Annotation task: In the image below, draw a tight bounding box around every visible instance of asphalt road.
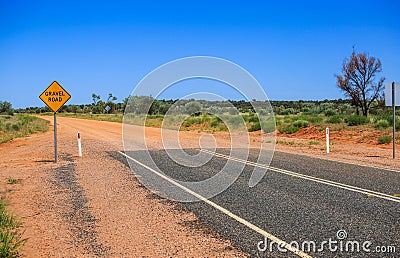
[115,149,400,257]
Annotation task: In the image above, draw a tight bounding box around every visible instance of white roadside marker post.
[326,127,330,154]
[77,132,82,157]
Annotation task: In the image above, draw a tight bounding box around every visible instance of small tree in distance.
[185,101,202,115]
[0,101,13,115]
[92,93,100,105]
[106,93,118,113]
[336,50,385,116]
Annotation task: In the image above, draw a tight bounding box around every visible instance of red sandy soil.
[280,125,393,146]
[276,125,400,170]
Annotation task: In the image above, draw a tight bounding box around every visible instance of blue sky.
[0,0,399,108]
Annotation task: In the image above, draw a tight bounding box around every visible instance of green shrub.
[222,115,244,129]
[327,115,342,124]
[375,119,389,129]
[11,124,19,131]
[285,126,300,134]
[293,120,309,128]
[397,120,400,132]
[248,115,259,123]
[228,107,239,115]
[6,178,19,184]
[345,115,369,126]
[324,109,337,116]
[19,115,35,125]
[218,124,228,131]
[305,116,323,124]
[292,115,322,124]
[182,117,202,127]
[280,108,296,115]
[0,199,25,257]
[147,114,163,119]
[185,101,202,115]
[374,114,392,125]
[210,118,220,127]
[248,122,261,132]
[241,114,250,122]
[378,135,392,144]
[278,125,300,134]
[261,120,276,133]
[201,114,211,124]
[277,140,295,145]
[376,115,400,130]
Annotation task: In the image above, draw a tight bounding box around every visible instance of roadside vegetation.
[0,101,49,144]
[40,112,124,123]
[0,115,49,144]
[12,95,397,147]
[30,97,397,145]
[0,198,25,257]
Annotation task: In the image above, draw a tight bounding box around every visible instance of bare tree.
[336,51,385,116]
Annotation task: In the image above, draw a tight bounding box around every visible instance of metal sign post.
[385,81,400,159]
[54,112,58,163]
[39,81,71,163]
[393,82,396,159]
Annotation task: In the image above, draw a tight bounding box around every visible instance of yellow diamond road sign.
[39,81,71,112]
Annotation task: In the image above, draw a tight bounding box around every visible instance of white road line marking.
[308,156,400,174]
[200,149,400,204]
[362,165,400,173]
[118,151,312,258]
[275,150,400,174]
